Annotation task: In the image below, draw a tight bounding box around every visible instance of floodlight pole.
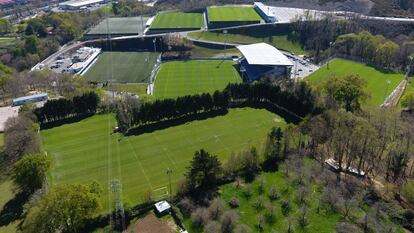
[166,168,172,197]
[153,38,157,53]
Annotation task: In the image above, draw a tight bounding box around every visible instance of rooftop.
[60,0,105,7]
[154,201,171,213]
[13,93,48,103]
[237,43,293,66]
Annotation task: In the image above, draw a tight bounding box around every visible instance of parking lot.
[283,53,320,79]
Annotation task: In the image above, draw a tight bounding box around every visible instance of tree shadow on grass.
[40,113,94,130]
[0,192,30,227]
[126,109,228,136]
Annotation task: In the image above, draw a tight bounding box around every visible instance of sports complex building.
[236,43,293,81]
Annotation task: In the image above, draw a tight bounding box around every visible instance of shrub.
[265,202,276,223]
[297,205,309,227]
[209,198,225,220]
[256,175,267,194]
[234,224,252,233]
[178,197,195,216]
[281,200,291,216]
[171,205,184,224]
[229,197,240,208]
[204,220,222,233]
[268,185,279,201]
[253,195,265,210]
[256,214,265,232]
[191,207,210,227]
[220,210,239,233]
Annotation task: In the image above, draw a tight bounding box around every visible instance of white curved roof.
[236,43,293,66]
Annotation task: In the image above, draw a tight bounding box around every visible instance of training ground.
[83,52,159,83]
[85,17,148,39]
[150,11,204,30]
[42,108,286,209]
[153,60,242,99]
[207,6,262,28]
[306,58,404,106]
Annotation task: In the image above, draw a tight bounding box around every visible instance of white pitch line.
[152,134,178,169]
[125,138,153,189]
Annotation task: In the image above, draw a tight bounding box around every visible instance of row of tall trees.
[334,31,401,69]
[116,82,319,133]
[34,92,99,123]
[116,91,229,132]
[225,82,319,118]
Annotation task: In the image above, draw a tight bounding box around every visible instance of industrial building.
[236,43,293,81]
[12,93,48,106]
[59,0,109,10]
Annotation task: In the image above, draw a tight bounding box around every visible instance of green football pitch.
[153,60,242,99]
[306,58,404,106]
[207,6,262,22]
[41,108,286,210]
[86,17,148,35]
[150,11,204,29]
[83,52,159,83]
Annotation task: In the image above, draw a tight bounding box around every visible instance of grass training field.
[154,60,242,99]
[86,17,148,35]
[306,59,404,106]
[83,52,159,83]
[189,30,305,55]
[41,108,286,209]
[150,11,204,29]
[207,6,262,22]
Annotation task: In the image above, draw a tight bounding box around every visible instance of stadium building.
[59,0,109,10]
[236,43,293,81]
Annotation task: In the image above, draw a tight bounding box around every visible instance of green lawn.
[87,17,148,35]
[189,30,305,55]
[83,52,159,83]
[42,108,286,210]
[207,6,262,22]
[150,11,204,29]
[306,59,404,106]
[154,60,242,99]
[0,133,4,149]
[108,84,148,96]
[191,45,241,58]
[185,169,343,233]
[0,179,18,233]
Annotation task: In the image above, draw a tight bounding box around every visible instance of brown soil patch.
[134,213,172,233]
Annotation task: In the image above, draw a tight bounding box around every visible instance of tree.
[24,35,39,54]
[204,221,222,233]
[401,91,414,109]
[13,154,51,193]
[4,116,40,161]
[209,198,225,220]
[234,224,252,233]
[220,210,239,233]
[191,207,210,227]
[0,18,12,35]
[185,149,222,195]
[324,74,368,112]
[21,182,101,233]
